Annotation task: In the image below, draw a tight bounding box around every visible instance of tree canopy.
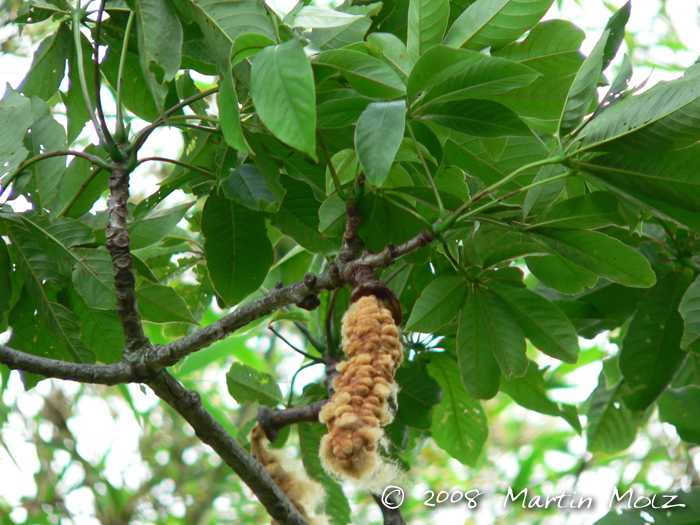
[1,0,700,523]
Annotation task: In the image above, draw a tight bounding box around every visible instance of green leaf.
[444,0,554,51]
[317,94,372,129]
[559,29,609,136]
[407,0,449,62]
[577,145,700,233]
[500,360,581,432]
[226,361,282,406]
[52,146,110,218]
[490,20,585,133]
[522,152,566,218]
[324,149,359,195]
[221,164,277,212]
[580,64,700,155]
[23,97,67,210]
[218,67,250,154]
[297,423,352,525]
[419,99,530,137]
[619,271,691,412]
[63,289,124,364]
[230,33,276,66]
[0,87,33,179]
[202,191,273,306]
[481,242,548,269]
[0,238,12,321]
[293,6,363,28]
[526,253,598,295]
[395,360,442,429]
[251,39,316,159]
[102,46,159,122]
[136,283,198,324]
[420,54,541,107]
[18,23,70,101]
[71,248,116,310]
[531,228,656,288]
[310,3,380,51]
[273,178,339,254]
[601,1,631,71]
[406,275,468,332]
[658,386,700,445]
[476,286,528,379]
[314,49,407,99]
[586,374,641,454]
[457,291,502,399]
[366,32,413,78]
[130,202,194,250]
[132,0,182,114]
[595,487,700,525]
[355,101,406,187]
[680,275,700,350]
[488,280,580,363]
[319,193,348,239]
[188,0,278,48]
[406,45,483,102]
[428,352,488,467]
[529,192,622,230]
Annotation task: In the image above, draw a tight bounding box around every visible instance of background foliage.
[1,0,700,523]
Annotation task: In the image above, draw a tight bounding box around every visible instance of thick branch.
[148,228,434,369]
[104,166,150,354]
[146,371,310,525]
[0,345,133,385]
[257,401,328,443]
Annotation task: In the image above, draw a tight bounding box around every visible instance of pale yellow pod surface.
[319,295,403,487]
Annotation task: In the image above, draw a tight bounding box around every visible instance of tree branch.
[105,165,150,355]
[146,370,311,525]
[0,344,133,384]
[257,401,328,443]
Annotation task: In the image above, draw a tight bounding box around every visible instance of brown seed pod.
[249,423,327,525]
[318,293,403,487]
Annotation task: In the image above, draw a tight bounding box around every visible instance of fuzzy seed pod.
[318,295,403,487]
[249,423,327,525]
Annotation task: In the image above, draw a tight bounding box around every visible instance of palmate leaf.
[355,101,406,187]
[0,88,33,180]
[457,290,502,399]
[406,45,485,102]
[18,22,70,101]
[420,54,540,107]
[309,4,377,51]
[586,373,642,454]
[428,352,488,467]
[395,361,442,429]
[658,386,700,445]
[101,46,160,122]
[314,49,407,99]
[530,228,656,288]
[226,361,282,406]
[619,271,691,412]
[221,164,277,212]
[577,145,700,233]
[490,20,585,133]
[366,32,413,79]
[52,146,110,218]
[528,192,623,230]
[136,283,198,325]
[407,0,449,63]
[272,177,338,254]
[558,29,609,137]
[443,0,554,51]
[201,190,273,306]
[579,63,700,155]
[218,66,250,154]
[488,280,580,363]
[526,253,598,295]
[251,39,317,159]
[129,0,183,114]
[419,99,531,138]
[406,275,468,332]
[680,275,700,350]
[0,238,11,321]
[500,360,581,432]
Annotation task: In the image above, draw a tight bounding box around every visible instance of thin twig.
[319,132,346,200]
[268,325,324,363]
[115,11,134,137]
